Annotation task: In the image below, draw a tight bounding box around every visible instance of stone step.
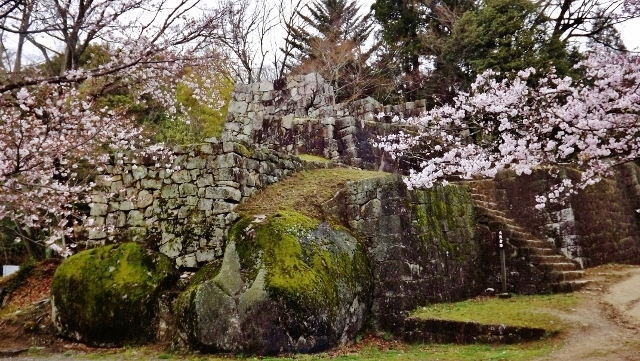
[514,239,550,248]
[530,254,570,264]
[474,201,503,213]
[469,183,587,292]
[552,280,591,293]
[547,270,585,282]
[504,229,536,241]
[539,262,581,272]
[520,247,557,256]
[504,223,526,232]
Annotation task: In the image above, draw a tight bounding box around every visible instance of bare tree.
[538,0,639,50]
[215,0,276,83]
[0,0,225,80]
[213,0,306,83]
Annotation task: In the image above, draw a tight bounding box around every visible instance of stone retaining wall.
[323,176,485,331]
[493,166,640,267]
[223,73,423,171]
[87,74,428,267]
[87,139,328,267]
[400,318,547,344]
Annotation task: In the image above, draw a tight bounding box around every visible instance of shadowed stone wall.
[324,175,485,331]
[493,166,640,267]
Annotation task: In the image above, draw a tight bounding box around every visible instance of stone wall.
[87,139,328,267]
[493,166,640,267]
[223,73,423,171]
[323,176,485,331]
[87,74,427,267]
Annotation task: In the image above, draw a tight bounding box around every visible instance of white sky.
[10,0,640,68]
[618,17,640,51]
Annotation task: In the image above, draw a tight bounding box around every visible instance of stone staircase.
[464,181,590,293]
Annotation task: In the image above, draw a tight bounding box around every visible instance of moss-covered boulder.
[175,211,371,355]
[51,243,175,347]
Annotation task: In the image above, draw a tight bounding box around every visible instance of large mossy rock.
[51,243,175,347]
[175,211,371,355]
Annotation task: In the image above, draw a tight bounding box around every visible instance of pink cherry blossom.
[377,48,640,206]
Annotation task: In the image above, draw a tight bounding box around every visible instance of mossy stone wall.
[328,175,484,331]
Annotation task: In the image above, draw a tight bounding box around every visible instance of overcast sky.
[11,0,640,69]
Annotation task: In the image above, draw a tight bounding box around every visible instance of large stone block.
[205,186,242,202]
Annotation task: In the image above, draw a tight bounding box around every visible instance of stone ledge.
[398,317,548,344]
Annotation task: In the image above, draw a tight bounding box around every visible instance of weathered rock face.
[51,243,175,347]
[175,211,370,354]
[224,73,422,171]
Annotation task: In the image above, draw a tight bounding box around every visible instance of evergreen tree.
[285,0,379,102]
[371,0,476,103]
[452,0,579,79]
[287,0,374,60]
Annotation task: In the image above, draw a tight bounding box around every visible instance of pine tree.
[285,0,379,102]
[371,0,476,103]
[287,0,374,60]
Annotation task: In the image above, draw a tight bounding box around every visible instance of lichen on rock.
[51,242,175,347]
[175,210,371,355]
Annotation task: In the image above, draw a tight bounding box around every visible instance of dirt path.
[534,266,640,361]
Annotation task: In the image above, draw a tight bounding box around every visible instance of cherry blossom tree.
[376,48,640,206]
[0,0,229,255]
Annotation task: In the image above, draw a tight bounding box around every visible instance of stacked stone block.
[88,139,326,267]
[222,73,425,172]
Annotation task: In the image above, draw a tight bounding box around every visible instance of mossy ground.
[237,168,385,223]
[297,154,332,163]
[410,294,578,332]
[53,338,557,360]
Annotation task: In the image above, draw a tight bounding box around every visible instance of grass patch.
[185,342,555,361]
[298,154,332,163]
[59,340,557,361]
[410,294,578,332]
[237,168,386,222]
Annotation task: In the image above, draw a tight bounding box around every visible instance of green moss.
[229,210,369,315]
[51,243,175,346]
[237,168,386,224]
[410,293,577,332]
[235,143,253,158]
[409,185,475,260]
[186,260,223,290]
[298,154,332,163]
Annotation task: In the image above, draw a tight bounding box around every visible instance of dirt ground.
[4,263,640,360]
[533,265,640,361]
